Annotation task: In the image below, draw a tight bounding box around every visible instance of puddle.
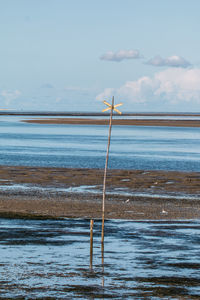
[0,218,200,298]
[0,183,199,201]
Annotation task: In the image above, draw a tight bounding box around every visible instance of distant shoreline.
[23,118,200,127]
[1,111,200,116]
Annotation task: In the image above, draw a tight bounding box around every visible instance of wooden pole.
[90,219,94,269]
[101,96,114,249]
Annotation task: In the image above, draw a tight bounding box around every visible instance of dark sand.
[0,166,200,220]
[24,118,200,127]
[2,111,200,116]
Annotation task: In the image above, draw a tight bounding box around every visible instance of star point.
[102,100,123,115]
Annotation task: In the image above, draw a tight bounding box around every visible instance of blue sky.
[1,0,200,112]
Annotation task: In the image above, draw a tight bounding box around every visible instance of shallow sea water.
[1,115,200,171]
[0,218,200,299]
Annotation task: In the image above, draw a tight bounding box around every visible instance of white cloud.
[146,55,191,68]
[100,50,143,62]
[96,88,115,101]
[1,90,21,105]
[96,68,200,104]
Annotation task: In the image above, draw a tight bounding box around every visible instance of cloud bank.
[96,68,200,105]
[1,90,21,105]
[146,55,191,68]
[100,50,143,62]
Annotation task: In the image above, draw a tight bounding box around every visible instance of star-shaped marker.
[102,101,123,115]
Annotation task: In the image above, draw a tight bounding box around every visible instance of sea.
[0,113,200,299]
[1,114,200,171]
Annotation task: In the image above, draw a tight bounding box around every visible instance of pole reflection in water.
[101,243,105,288]
[90,219,94,270]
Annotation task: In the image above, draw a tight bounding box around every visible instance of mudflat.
[0,165,199,220]
[23,118,200,127]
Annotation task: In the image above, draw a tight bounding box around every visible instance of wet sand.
[0,166,200,220]
[24,118,200,127]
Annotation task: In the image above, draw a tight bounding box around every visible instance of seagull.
[125,199,130,204]
[161,209,168,215]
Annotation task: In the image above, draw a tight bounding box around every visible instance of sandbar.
[0,166,199,220]
[23,118,200,127]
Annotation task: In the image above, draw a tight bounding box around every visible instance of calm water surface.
[0,115,200,171]
[0,218,200,299]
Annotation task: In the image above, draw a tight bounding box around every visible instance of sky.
[1,0,200,112]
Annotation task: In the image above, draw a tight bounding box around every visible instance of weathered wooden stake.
[90,219,94,269]
[101,237,105,287]
[101,96,114,248]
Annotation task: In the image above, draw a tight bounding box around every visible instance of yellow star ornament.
[102,101,123,115]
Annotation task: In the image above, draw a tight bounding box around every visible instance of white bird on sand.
[161,209,168,215]
[125,199,130,203]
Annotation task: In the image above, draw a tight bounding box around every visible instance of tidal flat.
[0,166,199,220]
[24,117,200,127]
[1,114,200,298]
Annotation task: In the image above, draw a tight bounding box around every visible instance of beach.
[0,114,200,220]
[24,117,200,127]
[0,165,199,220]
[1,115,200,299]
[2,2,200,297]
